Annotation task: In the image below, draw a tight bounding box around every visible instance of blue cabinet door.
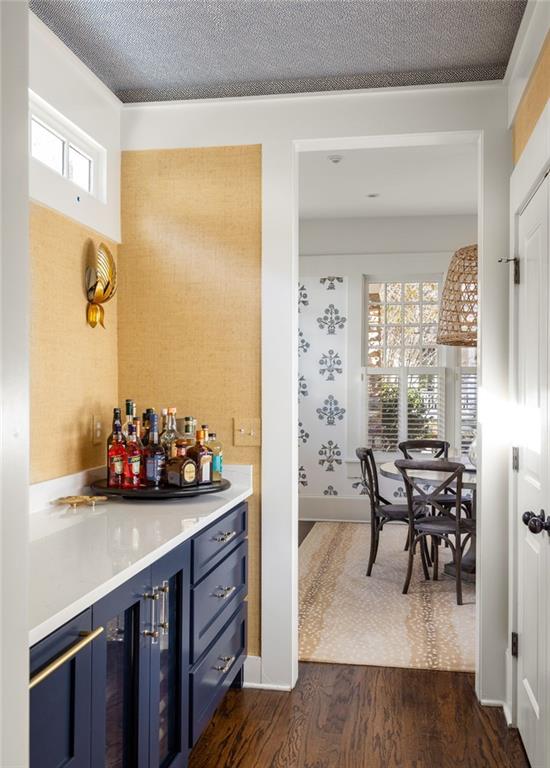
[91,569,152,768]
[30,610,95,768]
[149,541,190,768]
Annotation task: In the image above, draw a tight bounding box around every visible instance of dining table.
[379,460,477,581]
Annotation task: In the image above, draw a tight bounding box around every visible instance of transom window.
[29,92,105,200]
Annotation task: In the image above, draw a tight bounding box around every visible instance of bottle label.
[146,455,165,483]
[110,456,124,477]
[212,455,222,475]
[183,462,196,483]
[200,456,212,483]
[127,455,141,476]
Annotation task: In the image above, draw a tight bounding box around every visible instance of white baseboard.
[242,656,292,691]
[502,702,513,726]
[299,495,370,522]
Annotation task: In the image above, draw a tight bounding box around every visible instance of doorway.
[296,136,480,677]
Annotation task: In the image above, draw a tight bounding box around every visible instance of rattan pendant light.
[437,244,478,347]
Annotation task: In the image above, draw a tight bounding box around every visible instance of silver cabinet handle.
[158,581,169,634]
[212,531,237,544]
[212,585,237,600]
[29,626,104,690]
[143,590,160,642]
[213,655,235,674]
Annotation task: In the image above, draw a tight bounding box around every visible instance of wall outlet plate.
[233,417,261,447]
[91,415,103,446]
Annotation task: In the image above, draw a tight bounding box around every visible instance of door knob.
[523,509,550,536]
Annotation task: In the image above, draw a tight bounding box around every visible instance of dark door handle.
[522,510,550,536]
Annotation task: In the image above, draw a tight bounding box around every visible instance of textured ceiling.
[30,0,527,103]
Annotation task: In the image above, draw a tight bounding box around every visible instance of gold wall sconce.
[85,241,117,328]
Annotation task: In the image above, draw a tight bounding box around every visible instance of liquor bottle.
[160,408,169,436]
[144,413,165,488]
[123,424,142,488]
[180,416,197,446]
[166,444,198,488]
[160,407,182,460]
[108,423,126,488]
[107,407,125,480]
[187,429,213,485]
[206,432,223,481]
[142,408,155,447]
[122,399,135,439]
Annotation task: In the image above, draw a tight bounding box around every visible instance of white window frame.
[29,91,106,201]
[362,273,475,459]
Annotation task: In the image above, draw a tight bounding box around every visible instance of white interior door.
[516,175,550,768]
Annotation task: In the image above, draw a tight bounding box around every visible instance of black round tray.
[90,477,231,501]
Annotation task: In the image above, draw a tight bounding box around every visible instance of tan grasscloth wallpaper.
[513,32,550,164]
[118,145,262,655]
[30,145,262,654]
[30,202,119,483]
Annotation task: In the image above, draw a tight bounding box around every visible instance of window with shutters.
[364,277,477,455]
[364,278,446,452]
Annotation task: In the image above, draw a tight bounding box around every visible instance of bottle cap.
[201,423,208,429]
[169,407,177,414]
[125,399,134,414]
[150,413,159,430]
[113,407,121,417]
[196,429,205,441]
[161,407,168,416]
[210,432,217,439]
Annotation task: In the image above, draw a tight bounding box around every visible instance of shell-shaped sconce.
[85,242,117,328]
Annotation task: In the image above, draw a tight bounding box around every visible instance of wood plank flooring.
[189,663,530,768]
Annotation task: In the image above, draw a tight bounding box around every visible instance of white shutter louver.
[367,373,400,451]
[460,371,477,453]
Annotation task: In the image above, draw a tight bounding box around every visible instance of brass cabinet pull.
[212,531,236,544]
[29,626,104,690]
[212,585,237,600]
[213,655,235,674]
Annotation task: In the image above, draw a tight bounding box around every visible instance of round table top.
[379,460,477,490]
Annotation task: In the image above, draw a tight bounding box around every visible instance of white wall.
[122,82,510,701]
[29,13,121,241]
[300,214,477,255]
[1,3,29,765]
[299,248,458,522]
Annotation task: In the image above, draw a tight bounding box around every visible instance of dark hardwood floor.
[189,662,530,768]
[299,521,315,546]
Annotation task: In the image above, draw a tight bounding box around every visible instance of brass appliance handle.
[29,626,104,690]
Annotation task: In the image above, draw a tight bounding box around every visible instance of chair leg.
[455,538,463,606]
[404,527,410,552]
[366,517,378,577]
[420,537,431,580]
[433,537,439,581]
[403,535,415,594]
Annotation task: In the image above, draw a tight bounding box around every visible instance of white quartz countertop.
[29,465,253,646]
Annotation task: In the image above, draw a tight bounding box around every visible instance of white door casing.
[516,175,549,768]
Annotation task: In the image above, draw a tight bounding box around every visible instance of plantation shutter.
[407,371,445,441]
[460,370,477,453]
[366,373,400,451]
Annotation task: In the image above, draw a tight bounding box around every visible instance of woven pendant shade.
[437,244,478,347]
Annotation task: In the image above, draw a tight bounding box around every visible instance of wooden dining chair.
[356,447,419,576]
[395,458,476,605]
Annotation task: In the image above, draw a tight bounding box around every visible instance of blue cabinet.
[30,502,248,768]
[30,610,95,768]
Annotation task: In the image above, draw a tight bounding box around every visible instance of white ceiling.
[299,144,478,219]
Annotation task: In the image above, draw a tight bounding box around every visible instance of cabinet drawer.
[30,610,93,768]
[192,502,247,583]
[191,540,247,663]
[190,602,247,747]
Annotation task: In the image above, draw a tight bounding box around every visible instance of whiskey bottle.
[187,429,213,485]
[144,413,165,488]
[206,432,223,481]
[108,423,126,488]
[123,424,142,488]
[160,407,182,460]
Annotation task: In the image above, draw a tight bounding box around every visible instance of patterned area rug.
[299,522,475,672]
